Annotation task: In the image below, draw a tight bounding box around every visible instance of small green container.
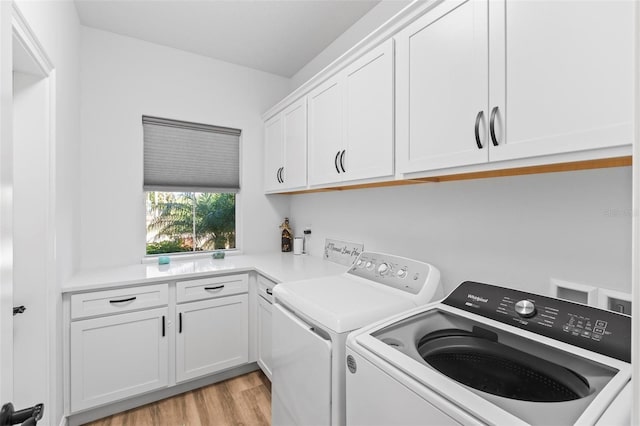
[158,256,170,265]
[212,251,225,260]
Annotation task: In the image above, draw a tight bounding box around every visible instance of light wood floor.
[83,371,271,426]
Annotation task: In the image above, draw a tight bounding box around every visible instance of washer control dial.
[515,300,536,318]
[365,261,374,270]
[396,268,408,279]
[377,263,390,276]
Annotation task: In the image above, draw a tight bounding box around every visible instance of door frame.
[0,0,56,417]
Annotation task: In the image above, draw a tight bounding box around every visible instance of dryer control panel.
[443,281,631,363]
[348,252,434,296]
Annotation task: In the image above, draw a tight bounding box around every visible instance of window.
[146,192,236,254]
[142,116,240,255]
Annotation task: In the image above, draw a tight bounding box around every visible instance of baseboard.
[66,363,259,426]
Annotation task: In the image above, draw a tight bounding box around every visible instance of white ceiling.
[74,0,381,78]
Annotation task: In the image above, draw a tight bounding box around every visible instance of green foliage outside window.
[146,192,236,255]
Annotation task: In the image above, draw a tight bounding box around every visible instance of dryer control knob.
[515,300,536,318]
[377,263,390,276]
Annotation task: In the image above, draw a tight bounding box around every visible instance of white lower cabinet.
[67,274,251,414]
[70,307,169,412]
[257,295,273,379]
[176,294,249,383]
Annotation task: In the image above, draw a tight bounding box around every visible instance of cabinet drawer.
[176,274,248,303]
[71,283,169,320]
[258,275,276,304]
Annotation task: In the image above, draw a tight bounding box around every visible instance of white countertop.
[63,252,349,293]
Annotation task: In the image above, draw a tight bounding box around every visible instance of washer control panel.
[443,281,631,363]
[348,252,432,295]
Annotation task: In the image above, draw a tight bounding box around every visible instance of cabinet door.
[264,114,284,192]
[257,296,272,380]
[176,294,248,383]
[396,0,489,173]
[70,307,169,412]
[342,39,394,182]
[488,0,634,161]
[282,98,308,189]
[308,77,344,186]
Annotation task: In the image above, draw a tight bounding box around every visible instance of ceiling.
[74,0,381,78]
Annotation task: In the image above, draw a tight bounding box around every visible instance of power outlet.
[598,288,632,316]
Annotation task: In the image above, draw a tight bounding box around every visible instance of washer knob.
[515,300,536,318]
[377,263,390,276]
[365,261,374,270]
[397,268,408,278]
[356,259,364,267]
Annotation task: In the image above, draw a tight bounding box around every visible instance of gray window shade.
[143,115,241,192]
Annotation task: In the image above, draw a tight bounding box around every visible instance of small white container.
[293,237,303,255]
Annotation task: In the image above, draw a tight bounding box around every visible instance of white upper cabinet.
[309,39,394,186]
[264,114,283,192]
[488,0,634,162]
[308,78,344,186]
[264,97,307,192]
[343,39,395,182]
[396,0,489,173]
[397,0,634,175]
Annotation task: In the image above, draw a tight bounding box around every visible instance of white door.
[272,304,331,426]
[257,296,272,379]
[396,0,489,173]
[176,294,248,383]
[282,98,307,189]
[488,0,634,161]
[264,114,283,192]
[308,77,344,186]
[342,39,395,182]
[70,307,169,411]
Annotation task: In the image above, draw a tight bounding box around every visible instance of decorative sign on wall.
[323,239,364,266]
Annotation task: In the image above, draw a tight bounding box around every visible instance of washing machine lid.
[273,275,416,333]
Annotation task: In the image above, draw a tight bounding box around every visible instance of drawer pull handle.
[204,285,225,291]
[179,312,183,333]
[109,296,137,304]
[266,289,273,295]
[334,151,341,174]
[162,315,165,337]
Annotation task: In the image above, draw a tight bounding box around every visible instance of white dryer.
[271,252,442,426]
[346,281,632,425]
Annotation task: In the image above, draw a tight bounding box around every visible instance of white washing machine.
[346,281,632,426]
[271,252,442,426]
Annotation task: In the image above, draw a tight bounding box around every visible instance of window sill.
[141,249,242,264]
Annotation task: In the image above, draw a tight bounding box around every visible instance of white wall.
[79,27,291,269]
[11,1,81,424]
[289,0,410,90]
[289,167,633,297]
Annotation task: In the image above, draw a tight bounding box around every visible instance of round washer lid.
[274,275,417,334]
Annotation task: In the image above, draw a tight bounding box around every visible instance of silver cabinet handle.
[339,150,346,173]
[489,106,500,146]
[474,110,484,149]
[334,151,341,174]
